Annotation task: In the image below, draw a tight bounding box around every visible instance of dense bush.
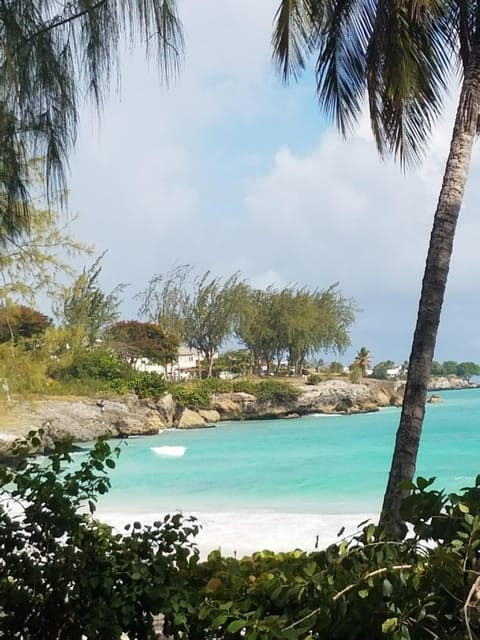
[232,379,258,396]
[0,432,199,639]
[164,476,480,640]
[256,380,300,403]
[197,377,234,394]
[169,383,212,409]
[306,373,322,385]
[127,370,168,399]
[3,433,480,639]
[232,379,300,403]
[47,348,129,385]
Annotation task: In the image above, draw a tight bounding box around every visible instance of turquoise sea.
[96,387,480,520]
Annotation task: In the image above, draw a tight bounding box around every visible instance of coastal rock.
[428,376,476,391]
[197,409,221,423]
[427,394,443,403]
[3,395,164,452]
[294,379,402,415]
[176,408,207,429]
[156,393,176,427]
[0,378,406,457]
[212,392,257,418]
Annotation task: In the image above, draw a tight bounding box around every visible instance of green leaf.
[382,578,393,597]
[416,476,435,491]
[358,589,369,599]
[227,619,246,633]
[381,617,398,633]
[459,503,470,514]
[211,614,227,628]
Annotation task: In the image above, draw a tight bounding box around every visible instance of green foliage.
[3,432,480,639]
[183,271,245,377]
[236,284,356,376]
[198,377,234,394]
[328,361,345,374]
[349,363,362,383]
[169,383,212,410]
[232,379,300,403]
[127,371,168,399]
[232,379,259,396]
[213,349,250,375]
[0,342,49,394]
[57,253,127,344]
[48,348,129,385]
[0,1,183,239]
[256,380,300,403]
[455,361,480,381]
[0,304,52,345]
[306,373,322,385]
[372,360,396,380]
[107,319,180,366]
[431,360,480,381]
[162,475,480,640]
[0,196,92,307]
[0,431,198,639]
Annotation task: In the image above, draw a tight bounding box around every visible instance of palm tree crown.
[272,0,480,536]
[272,0,463,165]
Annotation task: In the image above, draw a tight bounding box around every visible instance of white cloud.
[64,1,480,363]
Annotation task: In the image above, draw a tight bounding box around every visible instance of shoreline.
[97,508,379,559]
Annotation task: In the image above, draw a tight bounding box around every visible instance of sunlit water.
[77,388,480,556]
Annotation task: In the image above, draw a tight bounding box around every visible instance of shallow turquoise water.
[94,388,480,516]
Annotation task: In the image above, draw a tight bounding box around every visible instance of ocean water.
[89,388,480,556]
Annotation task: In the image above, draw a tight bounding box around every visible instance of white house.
[135,344,203,380]
[386,365,403,379]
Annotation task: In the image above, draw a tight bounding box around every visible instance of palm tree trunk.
[379,45,480,538]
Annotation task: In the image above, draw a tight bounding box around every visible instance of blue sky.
[64,0,480,367]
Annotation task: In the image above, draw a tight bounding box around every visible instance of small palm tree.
[353,347,372,378]
[272,0,480,536]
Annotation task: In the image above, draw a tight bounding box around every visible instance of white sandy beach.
[98,509,378,558]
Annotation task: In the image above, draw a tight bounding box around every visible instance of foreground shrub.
[2,433,480,640]
[164,475,480,639]
[0,432,199,639]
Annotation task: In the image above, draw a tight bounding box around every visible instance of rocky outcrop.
[3,394,164,449]
[211,380,403,420]
[428,376,478,391]
[0,379,404,457]
[176,408,207,429]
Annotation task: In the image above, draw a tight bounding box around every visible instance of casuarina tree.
[0,1,183,241]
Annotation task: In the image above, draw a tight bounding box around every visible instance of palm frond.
[272,0,322,81]
[367,0,452,165]
[315,0,375,136]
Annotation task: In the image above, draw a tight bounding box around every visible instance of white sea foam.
[311,413,343,418]
[151,446,186,457]
[97,509,378,559]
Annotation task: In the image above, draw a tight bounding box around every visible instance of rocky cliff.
[0,379,404,457]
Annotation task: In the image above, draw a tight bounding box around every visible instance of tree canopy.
[107,320,180,366]
[0,1,183,240]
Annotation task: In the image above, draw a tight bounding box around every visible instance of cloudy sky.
[66,0,480,366]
